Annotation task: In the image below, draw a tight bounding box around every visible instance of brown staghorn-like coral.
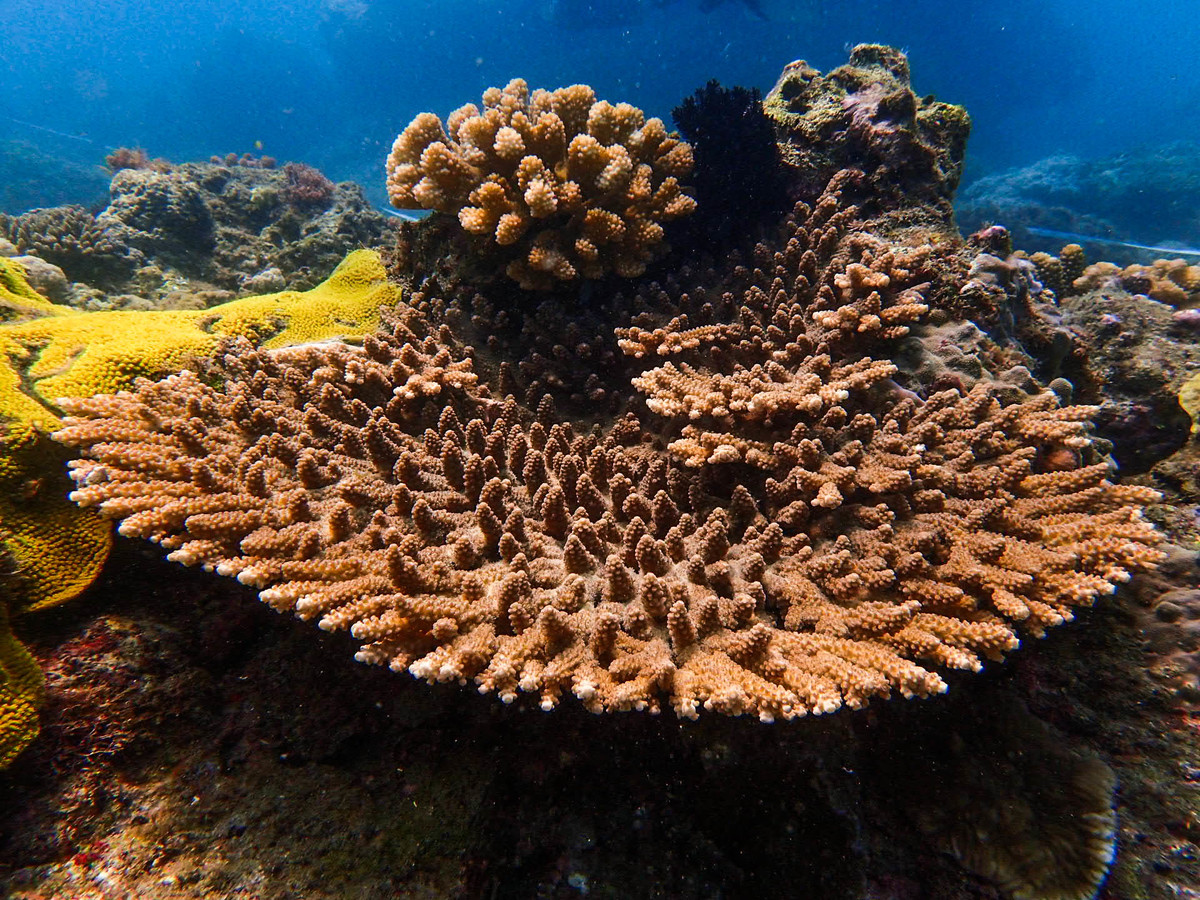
[386,78,696,290]
[54,175,1162,722]
[404,166,959,429]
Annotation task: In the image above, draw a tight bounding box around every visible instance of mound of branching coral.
[386,78,696,290]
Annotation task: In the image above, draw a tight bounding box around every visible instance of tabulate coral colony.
[49,54,1162,725]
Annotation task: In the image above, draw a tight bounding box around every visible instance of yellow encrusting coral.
[0,602,43,769]
[1178,371,1200,435]
[0,434,112,614]
[0,248,397,409]
[0,250,402,768]
[0,256,64,323]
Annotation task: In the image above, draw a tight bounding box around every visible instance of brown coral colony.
[54,60,1163,723]
[386,78,696,289]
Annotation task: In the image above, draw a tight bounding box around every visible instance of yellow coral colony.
[0,436,112,615]
[0,250,400,767]
[1178,371,1200,434]
[386,79,696,289]
[1,248,396,405]
[0,602,43,768]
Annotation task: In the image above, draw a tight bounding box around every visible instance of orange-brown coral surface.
[53,169,1162,723]
[386,78,695,289]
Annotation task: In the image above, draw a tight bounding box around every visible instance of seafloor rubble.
[0,45,1198,900]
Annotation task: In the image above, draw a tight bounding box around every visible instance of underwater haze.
[0,0,1196,210]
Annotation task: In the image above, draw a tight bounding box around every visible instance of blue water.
[0,0,1196,209]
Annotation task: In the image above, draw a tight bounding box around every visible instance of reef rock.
[763,43,970,221]
[8,255,69,304]
[0,159,397,302]
[1057,285,1200,472]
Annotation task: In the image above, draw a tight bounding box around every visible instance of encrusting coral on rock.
[1012,240,1200,474]
[386,78,696,289]
[0,248,398,412]
[54,168,1163,721]
[0,602,42,769]
[0,252,402,768]
[0,256,65,323]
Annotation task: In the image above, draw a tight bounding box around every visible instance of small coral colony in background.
[43,45,1162,726]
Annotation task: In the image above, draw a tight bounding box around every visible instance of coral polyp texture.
[386,78,696,289]
[0,248,396,424]
[54,169,1163,722]
[0,603,43,769]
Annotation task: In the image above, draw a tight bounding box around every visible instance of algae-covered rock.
[1,160,396,299]
[102,167,216,259]
[764,44,970,217]
[10,256,69,304]
[0,256,63,324]
[1057,285,1200,472]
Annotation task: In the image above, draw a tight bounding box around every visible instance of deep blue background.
[0,0,1195,210]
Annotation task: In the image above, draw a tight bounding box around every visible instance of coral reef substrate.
[0,44,1198,900]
